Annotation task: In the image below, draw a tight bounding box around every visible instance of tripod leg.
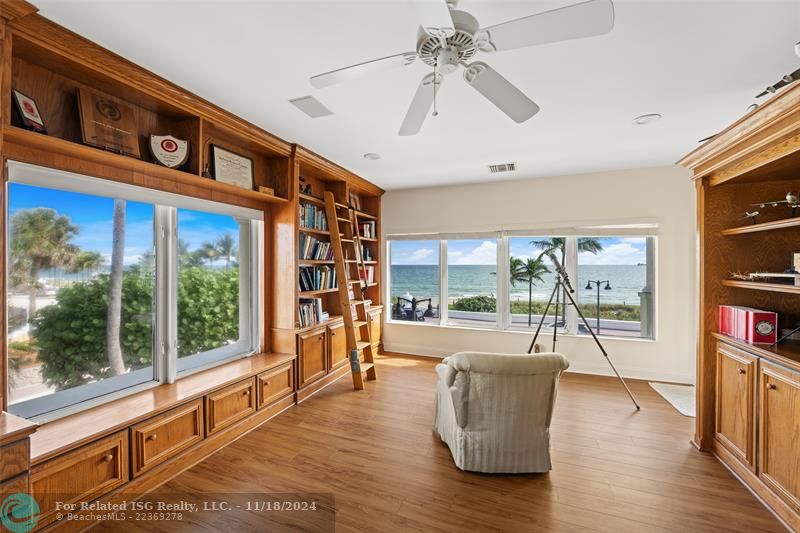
[552,285,560,352]
[528,282,559,354]
[561,288,641,410]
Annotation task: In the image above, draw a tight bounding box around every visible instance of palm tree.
[198,242,218,266]
[510,256,550,326]
[215,233,238,269]
[9,208,102,319]
[106,199,126,377]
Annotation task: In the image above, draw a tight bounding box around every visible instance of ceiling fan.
[309,0,615,136]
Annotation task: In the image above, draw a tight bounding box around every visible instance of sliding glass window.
[388,240,440,324]
[446,239,498,327]
[507,237,564,331]
[5,162,262,420]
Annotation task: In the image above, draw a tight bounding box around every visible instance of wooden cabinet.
[758,360,800,513]
[205,378,257,436]
[715,342,757,468]
[256,363,294,409]
[328,321,348,370]
[130,399,204,477]
[0,474,30,521]
[31,431,128,527]
[368,307,382,350]
[299,328,327,387]
[0,438,29,481]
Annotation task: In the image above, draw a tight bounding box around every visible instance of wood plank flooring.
[91,355,783,533]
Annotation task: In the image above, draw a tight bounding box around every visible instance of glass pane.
[389,240,440,324]
[447,239,497,326]
[177,209,242,360]
[7,183,155,418]
[576,237,652,338]
[508,237,564,330]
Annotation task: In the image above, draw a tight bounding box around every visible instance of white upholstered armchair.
[434,351,570,473]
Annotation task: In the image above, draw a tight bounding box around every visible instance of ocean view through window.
[387,232,656,339]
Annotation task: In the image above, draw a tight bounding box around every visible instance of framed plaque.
[77,88,140,158]
[210,144,254,190]
[149,134,189,169]
[12,89,47,133]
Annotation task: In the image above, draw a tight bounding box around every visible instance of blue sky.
[9,184,239,266]
[391,237,646,266]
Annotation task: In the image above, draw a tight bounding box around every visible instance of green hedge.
[450,295,641,321]
[32,268,239,390]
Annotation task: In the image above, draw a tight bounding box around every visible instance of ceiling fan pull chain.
[432,65,439,117]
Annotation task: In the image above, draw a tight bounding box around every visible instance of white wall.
[381,166,697,384]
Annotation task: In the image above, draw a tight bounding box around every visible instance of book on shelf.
[360,244,373,261]
[300,203,328,231]
[359,265,375,284]
[718,304,777,344]
[299,298,329,328]
[299,233,334,260]
[359,221,376,239]
[299,266,337,292]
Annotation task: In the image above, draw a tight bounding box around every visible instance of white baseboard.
[383,343,694,384]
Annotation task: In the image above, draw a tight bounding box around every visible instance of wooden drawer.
[256,363,294,409]
[0,473,30,515]
[131,399,204,477]
[299,328,327,387]
[205,378,257,436]
[327,321,348,371]
[31,430,128,528]
[0,438,29,481]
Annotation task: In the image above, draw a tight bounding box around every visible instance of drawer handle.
[738,368,746,375]
[319,337,324,342]
[101,454,114,463]
[331,332,336,336]
[767,383,777,390]
[146,434,158,442]
[265,381,271,386]
[243,389,251,396]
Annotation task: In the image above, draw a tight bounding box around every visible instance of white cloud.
[579,243,645,265]
[449,241,497,265]
[409,248,434,262]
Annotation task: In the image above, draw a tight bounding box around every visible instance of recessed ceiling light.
[363,153,381,160]
[633,113,662,125]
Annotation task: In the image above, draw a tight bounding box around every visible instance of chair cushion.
[443,351,569,375]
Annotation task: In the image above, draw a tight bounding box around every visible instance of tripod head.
[545,250,575,293]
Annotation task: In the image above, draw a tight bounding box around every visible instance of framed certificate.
[210,144,254,190]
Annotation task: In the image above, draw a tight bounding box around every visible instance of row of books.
[359,265,375,284]
[359,221,376,239]
[360,244,374,261]
[299,298,329,328]
[299,234,334,261]
[299,266,337,292]
[300,203,328,231]
[718,304,778,344]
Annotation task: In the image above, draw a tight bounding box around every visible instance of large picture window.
[6,163,262,420]
[387,232,656,340]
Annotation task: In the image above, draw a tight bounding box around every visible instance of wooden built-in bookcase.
[679,81,800,530]
[0,2,383,530]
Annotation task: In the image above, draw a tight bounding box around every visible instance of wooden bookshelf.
[721,279,800,295]
[721,217,800,236]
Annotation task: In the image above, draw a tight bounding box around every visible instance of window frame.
[5,161,263,421]
[385,229,657,342]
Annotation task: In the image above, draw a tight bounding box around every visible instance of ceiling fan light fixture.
[363,153,382,160]
[633,113,662,126]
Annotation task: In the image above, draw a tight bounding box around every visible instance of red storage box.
[718,305,777,344]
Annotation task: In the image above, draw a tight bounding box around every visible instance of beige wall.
[381,166,697,384]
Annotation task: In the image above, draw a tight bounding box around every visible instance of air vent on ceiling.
[488,162,517,174]
[289,95,333,118]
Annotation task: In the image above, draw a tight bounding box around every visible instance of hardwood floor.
[91,355,783,533]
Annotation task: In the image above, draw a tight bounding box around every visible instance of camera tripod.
[528,252,641,410]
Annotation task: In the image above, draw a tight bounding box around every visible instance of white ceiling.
[37,0,800,190]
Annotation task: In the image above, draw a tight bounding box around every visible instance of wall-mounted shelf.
[298,288,339,297]
[721,279,800,295]
[721,217,800,236]
[299,227,330,236]
[355,210,377,220]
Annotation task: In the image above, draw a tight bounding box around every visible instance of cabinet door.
[369,308,382,349]
[205,378,257,436]
[131,399,204,477]
[715,343,756,468]
[299,328,327,387]
[759,360,800,512]
[328,321,348,370]
[256,363,294,409]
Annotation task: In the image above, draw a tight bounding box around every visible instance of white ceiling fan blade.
[310,52,417,89]
[463,62,539,123]
[416,0,455,38]
[476,0,614,52]
[399,72,443,136]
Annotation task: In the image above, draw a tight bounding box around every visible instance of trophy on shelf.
[149,134,189,169]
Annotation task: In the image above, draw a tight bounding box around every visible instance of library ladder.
[323,191,377,390]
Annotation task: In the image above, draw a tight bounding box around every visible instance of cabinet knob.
[319,337,324,342]
[101,454,114,463]
[146,434,158,442]
[265,381,271,386]
[331,332,336,336]
[738,368,746,375]
[243,389,251,395]
[767,383,777,390]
